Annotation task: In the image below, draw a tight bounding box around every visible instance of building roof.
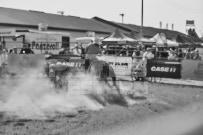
[0,7,202,43]
[93,17,203,43]
[0,7,115,33]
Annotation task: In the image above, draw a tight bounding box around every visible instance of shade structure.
[102,29,137,44]
[176,34,203,48]
[176,34,194,44]
[128,31,156,46]
[166,39,179,47]
[150,33,179,47]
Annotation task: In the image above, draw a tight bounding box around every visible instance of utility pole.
[140,0,144,41]
[120,13,124,24]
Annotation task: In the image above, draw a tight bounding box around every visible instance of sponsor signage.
[28,41,60,50]
[102,55,133,76]
[25,33,62,50]
[54,61,82,67]
[47,58,83,72]
[108,62,128,69]
[0,29,15,36]
[146,59,181,78]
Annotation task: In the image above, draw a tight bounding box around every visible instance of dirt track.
[0,82,203,135]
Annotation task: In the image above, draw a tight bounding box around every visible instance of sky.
[1,0,203,37]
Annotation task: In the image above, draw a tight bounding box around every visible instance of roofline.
[0,23,111,35]
[92,17,133,33]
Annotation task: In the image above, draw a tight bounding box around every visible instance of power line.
[165,0,203,14]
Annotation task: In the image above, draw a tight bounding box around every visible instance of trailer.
[0,28,72,54]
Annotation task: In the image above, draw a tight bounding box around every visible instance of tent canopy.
[102,29,137,44]
[150,33,179,47]
[128,31,156,46]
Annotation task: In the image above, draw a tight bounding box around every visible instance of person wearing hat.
[85,37,102,59]
[20,43,34,54]
[85,37,102,70]
[71,44,81,55]
[142,47,154,61]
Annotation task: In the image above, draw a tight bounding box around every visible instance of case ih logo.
[146,60,181,79]
[151,66,176,72]
[55,62,82,67]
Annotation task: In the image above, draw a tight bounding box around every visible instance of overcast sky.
[1,0,203,37]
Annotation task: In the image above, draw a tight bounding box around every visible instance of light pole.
[140,0,144,41]
[120,13,124,24]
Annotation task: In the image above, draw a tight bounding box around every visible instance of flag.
[186,20,195,26]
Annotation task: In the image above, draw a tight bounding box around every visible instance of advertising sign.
[182,60,203,81]
[0,29,15,37]
[101,55,133,76]
[146,59,181,78]
[25,33,62,50]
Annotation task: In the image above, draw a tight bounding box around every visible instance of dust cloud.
[0,68,142,119]
[0,70,106,119]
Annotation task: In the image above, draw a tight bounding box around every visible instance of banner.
[0,29,15,37]
[101,55,133,76]
[186,20,195,26]
[182,60,203,81]
[146,59,181,78]
[25,33,62,50]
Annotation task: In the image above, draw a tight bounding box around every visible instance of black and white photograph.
[0,0,203,134]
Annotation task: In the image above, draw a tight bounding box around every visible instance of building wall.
[0,24,109,53]
[0,25,109,40]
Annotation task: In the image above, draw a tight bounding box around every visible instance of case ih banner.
[146,59,181,79]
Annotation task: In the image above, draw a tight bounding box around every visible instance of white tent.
[102,29,137,44]
[150,33,179,47]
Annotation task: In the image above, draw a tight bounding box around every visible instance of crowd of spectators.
[131,46,202,61]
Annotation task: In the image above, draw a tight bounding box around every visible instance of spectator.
[190,48,196,59]
[71,43,85,57]
[142,48,154,61]
[177,49,183,59]
[10,46,18,54]
[168,50,177,60]
[193,50,201,60]
[159,48,169,59]
[133,46,144,58]
[20,44,34,54]
[185,48,192,59]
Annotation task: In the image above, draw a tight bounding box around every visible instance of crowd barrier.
[146,59,181,79]
[0,53,203,81]
[181,60,203,81]
[146,59,203,81]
